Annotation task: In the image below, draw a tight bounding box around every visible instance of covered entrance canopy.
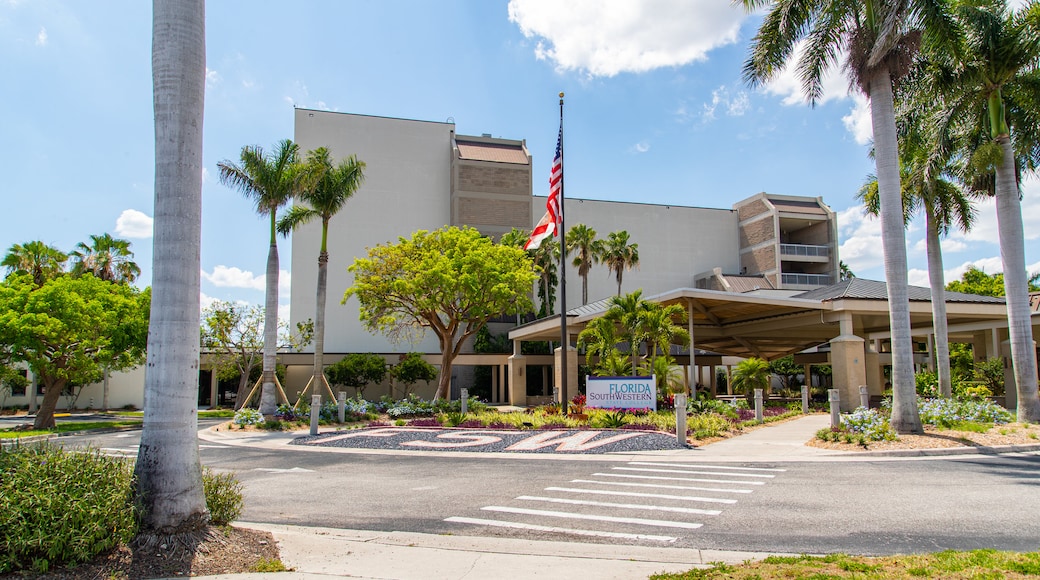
[507,279,1010,410]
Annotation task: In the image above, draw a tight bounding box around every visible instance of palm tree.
[731,357,772,406]
[218,139,304,415]
[530,238,560,316]
[577,316,622,375]
[277,147,366,407]
[601,230,639,296]
[858,126,975,399]
[566,223,601,305]
[738,0,956,433]
[604,290,647,375]
[918,0,1040,421]
[2,241,68,286]
[636,302,690,361]
[70,233,141,284]
[134,0,207,534]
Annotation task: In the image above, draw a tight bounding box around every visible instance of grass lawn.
[650,550,1040,579]
[0,420,144,439]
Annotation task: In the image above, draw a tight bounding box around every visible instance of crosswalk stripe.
[199,444,230,449]
[614,467,775,479]
[607,467,765,486]
[516,495,722,516]
[444,517,677,542]
[481,506,703,529]
[629,462,786,472]
[590,473,754,492]
[548,485,738,504]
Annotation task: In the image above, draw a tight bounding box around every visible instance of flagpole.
[557,92,569,413]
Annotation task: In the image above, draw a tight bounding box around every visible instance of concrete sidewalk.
[188,522,792,580]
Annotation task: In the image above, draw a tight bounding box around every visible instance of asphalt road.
[53,426,1040,556]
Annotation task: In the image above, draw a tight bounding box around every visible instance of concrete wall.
[3,366,146,411]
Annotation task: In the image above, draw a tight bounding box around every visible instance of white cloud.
[911,236,968,255]
[630,141,650,154]
[199,292,220,312]
[960,174,1040,244]
[507,0,745,77]
[201,166,210,183]
[278,303,291,326]
[35,26,47,46]
[279,270,290,295]
[702,86,751,122]
[842,94,872,145]
[837,206,884,273]
[907,268,930,288]
[205,67,220,88]
[115,209,153,238]
[761,41,850,106]
[202,265,264,290]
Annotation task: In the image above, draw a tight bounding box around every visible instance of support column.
[508,355,527,407]
[709,366,717,397]
[925,333,935,372]
[686,298,696,397]
[830,314,867,411]
[865,341,881,397]
[554,345,578,405]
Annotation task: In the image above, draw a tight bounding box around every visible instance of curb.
[836,441,1040,458]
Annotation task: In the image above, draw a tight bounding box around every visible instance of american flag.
[524,124,563,250]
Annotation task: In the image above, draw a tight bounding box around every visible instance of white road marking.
[614,467,775,479]
[607,467,765,486]
[571,480,748,499]
[481,506,703,529]
[252,467,315,474]
[199,444,230,449]
[548,486,738,504]
[629,461,786,472]
[444,517,677,542]
[591,473,755,492]
[114,434,134,438]
[516,495,722,516]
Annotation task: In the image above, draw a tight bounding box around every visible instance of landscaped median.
[221,393,815,450]
[0,409,234,443]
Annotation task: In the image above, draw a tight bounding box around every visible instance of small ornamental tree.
[345,226,536,400]
[325,353,388,399]
[731,357,772,405]
[392,353,438,398]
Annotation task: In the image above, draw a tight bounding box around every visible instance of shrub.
[918,397,1013,427]
[687,413,732,439]
[0,445,137,573]
[839,407,897,441]
[592,411,628,429]
[233,407,264,426]
[915,371,939,398]
[202,468,243,526]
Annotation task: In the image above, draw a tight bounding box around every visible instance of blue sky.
[2,0,1037,318]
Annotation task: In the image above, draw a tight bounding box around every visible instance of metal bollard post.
[460,388,468,415]
[829,389,841,428]
[310,394,321,436]
[674,393,688,446]
[337,391,346,423]
[754,389,764,422]
[801,385,809,414]
[859,385,870,409]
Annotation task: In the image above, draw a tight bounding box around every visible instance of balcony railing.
[782,273,832,286]
[780,243,830,257]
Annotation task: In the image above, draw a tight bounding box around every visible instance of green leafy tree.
[601,230,639,296]
[731,357,773,405]
[839,260,856,281]
[604,290,647,375]
[277,147,365,403]
[530,238,560,316]
[135,0,208,535]
[499,227,529,249]
[218,139,305,415]
[566,223,602,305]
[738,0,957,434]
[391,352,439,398]
[640,355,685,395]
[636,302,689,362]
[2,240,68,287]
[325,353,388,399]
[0,274,149,429]
[577,316,623,376]
[201,301,264,408]
[70,233,141,285]
[946,266,1040,297]
[768,355,803,391]
[345,226,536,400]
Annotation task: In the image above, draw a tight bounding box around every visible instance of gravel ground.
[292,427,687,453]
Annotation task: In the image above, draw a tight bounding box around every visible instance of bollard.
[829,389,841,428]
[674,393,688,446]
[754,389,764,422]
[310,394,321,436]
[859,385,869,409]
[337,391,346,424]
[801,385,809,414]
[460,388,468,415]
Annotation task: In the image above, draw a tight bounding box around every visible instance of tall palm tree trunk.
[312,249,329,394]
[994,137,1040,422]
[870,71,922,433]
[136,0,207,533]
[925,212,953,398]
[260,217,279,415]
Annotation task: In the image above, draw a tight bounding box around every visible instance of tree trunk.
[582,272,588,305]
[260,236,279,415]
[135,0,208,534]
[869,71,922,433]
[32,375,66,430]
[234,370,251,409]
[994,136,1040,422]
[925,211,952,398]
[436,342,453,401]
[312,250,328,395]
[102,367,110,411]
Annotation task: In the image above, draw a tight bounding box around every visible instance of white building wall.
[546,197,740,307]
[292,109,455,355]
